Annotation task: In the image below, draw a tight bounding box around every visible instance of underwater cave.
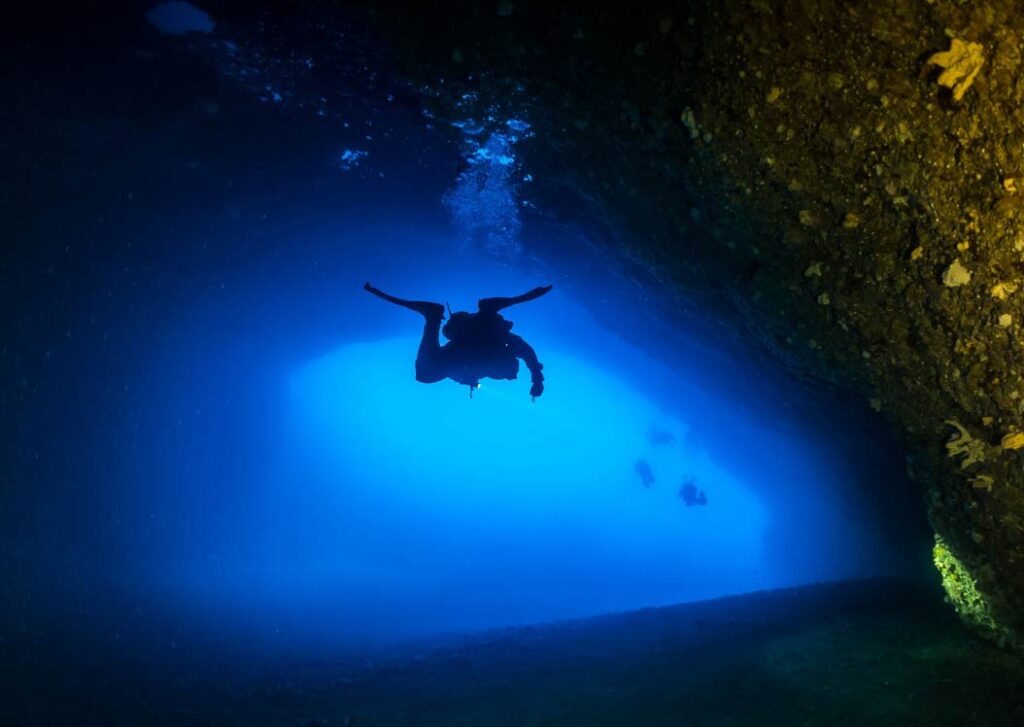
[4,0,1024,724]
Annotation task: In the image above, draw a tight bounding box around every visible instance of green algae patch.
[934,534,1008,643]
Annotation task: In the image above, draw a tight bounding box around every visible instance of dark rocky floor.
[5,578,1024,726]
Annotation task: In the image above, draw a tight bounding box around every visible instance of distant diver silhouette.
[679,479,708,507]
[364,282,552,400]
[634,459,655,488]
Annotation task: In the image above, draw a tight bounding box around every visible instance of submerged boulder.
[366,0,1024,647]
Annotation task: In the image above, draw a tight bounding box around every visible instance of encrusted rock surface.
[363,0,1024,646]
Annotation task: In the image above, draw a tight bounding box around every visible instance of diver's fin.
[365,284,444,320]
[478,285,553,314]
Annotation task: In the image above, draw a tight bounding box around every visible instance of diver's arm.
[509,334,544,399]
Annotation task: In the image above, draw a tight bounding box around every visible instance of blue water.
[100,212,898,653]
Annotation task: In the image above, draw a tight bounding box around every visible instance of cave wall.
[357,0,1024,646]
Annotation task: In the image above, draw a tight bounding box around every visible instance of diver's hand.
[363,282,373,292]
[529,362,544,400]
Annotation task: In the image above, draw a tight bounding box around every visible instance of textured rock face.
[365,0,1024,646]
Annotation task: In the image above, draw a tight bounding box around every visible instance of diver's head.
[442,311,473,341]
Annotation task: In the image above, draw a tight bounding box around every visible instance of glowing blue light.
[276,338,771,631]
[128,271,895,644]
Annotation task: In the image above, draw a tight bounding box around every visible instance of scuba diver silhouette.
[363,282,552,399]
